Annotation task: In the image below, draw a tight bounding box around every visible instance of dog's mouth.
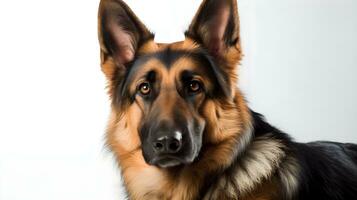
[149,155,186,168]
[144,141,202,168]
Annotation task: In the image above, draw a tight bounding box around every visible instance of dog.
[97,0,357,199]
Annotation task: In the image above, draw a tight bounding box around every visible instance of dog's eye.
[138,82,151,95]
[188,80,202,94]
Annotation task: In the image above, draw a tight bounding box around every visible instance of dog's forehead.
[134,39,205,72]
[138,38,200,55]
[130,53,203,83]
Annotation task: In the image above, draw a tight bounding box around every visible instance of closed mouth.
[150,155,185,168]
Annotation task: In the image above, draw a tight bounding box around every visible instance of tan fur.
[98,0,297,199]
[241,180,279,200]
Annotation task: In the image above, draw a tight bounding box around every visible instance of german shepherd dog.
[97,0,357,199]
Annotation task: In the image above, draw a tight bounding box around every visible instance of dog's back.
[294,141,357,199]
[248,112,357,200]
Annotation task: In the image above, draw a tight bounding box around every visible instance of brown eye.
[139,82,151,95]
[188,80,202,93]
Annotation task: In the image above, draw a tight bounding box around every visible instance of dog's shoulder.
[247,111,357,200]
[290,140,357,199]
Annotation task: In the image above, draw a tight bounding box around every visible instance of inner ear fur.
[98,0,153,78]
[186,0,241,61]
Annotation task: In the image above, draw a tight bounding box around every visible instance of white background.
[0,0,356,199]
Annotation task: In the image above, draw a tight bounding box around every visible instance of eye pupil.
[189,81,201,93]
[139,82,151,95]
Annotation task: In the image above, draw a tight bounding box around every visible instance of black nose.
[153,134,182,154]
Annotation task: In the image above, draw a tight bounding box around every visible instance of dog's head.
[98,0,243,168]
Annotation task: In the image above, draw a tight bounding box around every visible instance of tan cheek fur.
[106,104,169,200]
[112,104,142,155]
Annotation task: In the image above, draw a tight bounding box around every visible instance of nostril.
[154,141,164,151]
[153,132,183,154]
[168,139,182,153]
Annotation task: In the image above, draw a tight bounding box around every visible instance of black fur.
[251,111,357,200]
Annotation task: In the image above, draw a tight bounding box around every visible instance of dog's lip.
[149,155,185,168]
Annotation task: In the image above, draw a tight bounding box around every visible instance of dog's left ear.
[98,0,153,80]
[186,0,241,63]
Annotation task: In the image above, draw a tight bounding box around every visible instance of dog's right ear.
[186,0,241,63]
[98,0,152,79]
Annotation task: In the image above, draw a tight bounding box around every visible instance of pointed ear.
[186,0,241,61]
[98,0,153,78]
